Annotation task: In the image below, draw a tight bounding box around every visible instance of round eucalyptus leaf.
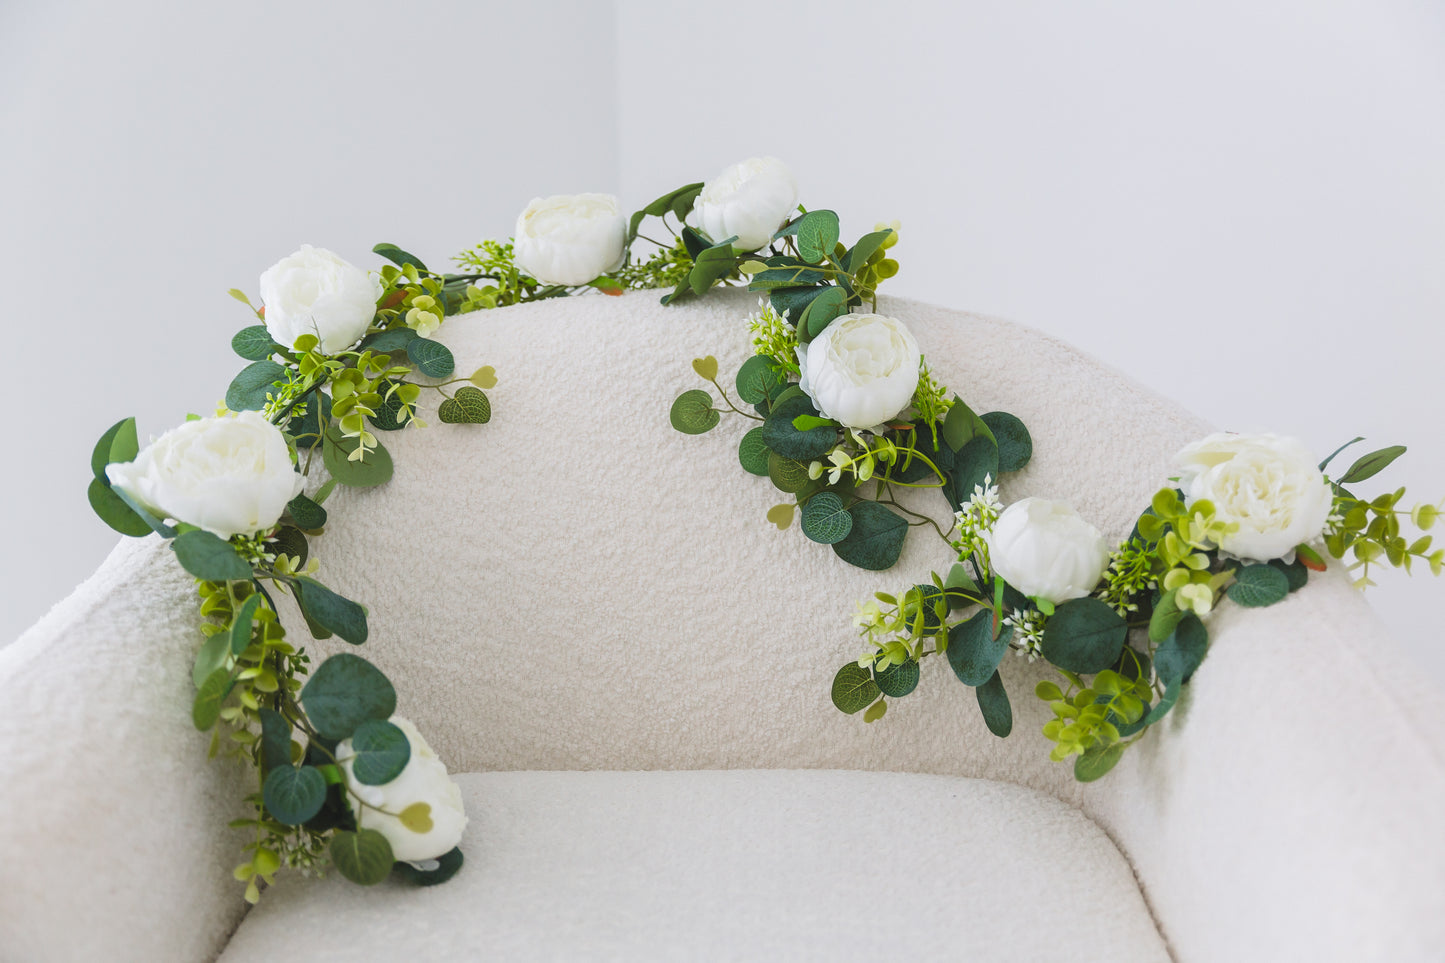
[975,670,1013,737]
[299,653,396,740]
[1227,564,1290,608]
[1040,598,1128,673]
[331,829,395,886]
[831,663,880,715]
[980,411,1032,474]
[738,427,771,476]
[438,386,491,425]
[1074,744,1125,783]
[947,609,1012,686]
[831,502,907,571]
[406,338,455,378]
[800,492,853,544]
[875,660,920,698]
[349,719,412,786]
[762,395,835,462]
[263,765,327,826]
[735,355,784,405]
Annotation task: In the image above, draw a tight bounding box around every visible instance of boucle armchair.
[3,290,1442,962]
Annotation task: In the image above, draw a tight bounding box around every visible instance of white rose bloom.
[259,245,382,355]
[105,411,303,539]
[987,498,1112,605]
[513,193,627,286]
[796,313,921,429]
[1175,432,1333,562]
[336,716,468,863]
[693,156,799,252]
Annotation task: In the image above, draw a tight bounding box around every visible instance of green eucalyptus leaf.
[348,719,412,786]
[831,663,881,715]
[1318,436,1365,471]
[299,653,396,741]
[1227,564,1290,608]
[1040,598,1128,673]
[88,478,152,537]
[947,436,999,513]
[271,525,309,568]
[831,502,908,571]
[232,326,279,361]
[193,668,231,730]
[286,494,327,530]
[1074,744,1125,782]
[738,427,771,476]
[406,338,455,378]
[975,670,1013,737]
[979,411,1032,474]
[1148,589,1184,642]
[767,285,829,321]
[192,632,230,688]
[1145,678,1181,724]
[91,417,139,479]
[226,360,286,412]
[763,395,835,461]
[748,256,830,291]
[843,229,892,273]
[1155,613,1209,684]
[331,829,395,886]
[800,492,853,544]
[798,286,848,341]
[322,431,394,487]
[767,451,813,494]
[258,707,293,772]
[796,210,841,264]
[735,355,786,405]
[293,577,368,645]
[941,397,996,452]
[670,389,719,435]
[947,609,1013,686]
[875,660,920,698]
[688,239,740,295]
[264,765,328,826]
[1269,557,1309,593]
[363,328,419,354]
[172,530,253,582]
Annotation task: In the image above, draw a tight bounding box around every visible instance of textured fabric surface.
[5,289,1443,962]
[219,769,1171,963]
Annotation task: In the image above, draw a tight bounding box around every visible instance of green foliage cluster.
[1320,441,1443,587]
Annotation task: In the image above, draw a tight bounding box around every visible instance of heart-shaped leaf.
[438,386,491,424]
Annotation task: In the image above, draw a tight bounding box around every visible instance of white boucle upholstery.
[219,770,1171,963]
[3,289,1443,962]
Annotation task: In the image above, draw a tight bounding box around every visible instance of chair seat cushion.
[219,770,1168,962]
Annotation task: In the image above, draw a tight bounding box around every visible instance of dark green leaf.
[192,668,230,730]
[331,829,395,886]
[226,360,286,412]
[831,663,881,714]
[362,328,419,354]
[1318,436,1364,471]
[110,486,176,538]
[232,326,279,361]
[980,411,1032,474]
[264,765,327,825]
[1269,557,1309,593]
[259,707,293,772]
[1227,564,1290,608]
[799,286,848,341]
[285,390,333,446]
[947,609,1013,686]
[738,427,771,476]
[229,593,263,656]
[407,338,455,378]
[348,719,412,786]
[1339,445,1407,484]
[299,653,396,741]
[293,577,368,645]
[762,395,835,461]
[368,378,408,432]
[1074,744,1125,782]
[373,242,427,272]
[172,530,253,582]
[735,355,786,405]
[795,210,841,263]
[91,417,139,479]
[627,182,704,243]
[875,660,920,697]
[393,847,464,887]
[832,502,908,571]
[286,494,327,530]
[271,525,308,568]
[1040,598,1128,673]
[1145,678,1181,724]
[947,436,999,513]
[437,386,491,425]
[1155,613,1209,684]
[941,397,996,452]
[688,239,740,295]
[88,478,152,537]
[749,256,830,290]
[975,670,1012,737]
[800,492,853,544]
[768,285,829,321]
[680,226,710,261]
[669,389,719,435]
[322,431,394,487]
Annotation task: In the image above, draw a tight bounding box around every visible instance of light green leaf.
[670,389,719,435]
[469,366,498,389]
[691,356,718,381]
[831,663,881,714]
[796,210,841,263]
[738,427,770,476]
[1074,744,1125,782]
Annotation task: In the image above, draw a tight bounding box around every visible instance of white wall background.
[5,1,1443,683]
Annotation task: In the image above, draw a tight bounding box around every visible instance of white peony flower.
[987,498,1112,605]
[513,193,627,286]
[105,411,303,539]
[259,245,382,355]
[796,313,921,429]
[1175,432,1333,562]
[336,716,468,863]
[693,156,799,252]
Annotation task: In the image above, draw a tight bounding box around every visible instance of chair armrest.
[0,538,249,962]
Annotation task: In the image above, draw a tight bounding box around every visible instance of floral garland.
[667,160,1444,782]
